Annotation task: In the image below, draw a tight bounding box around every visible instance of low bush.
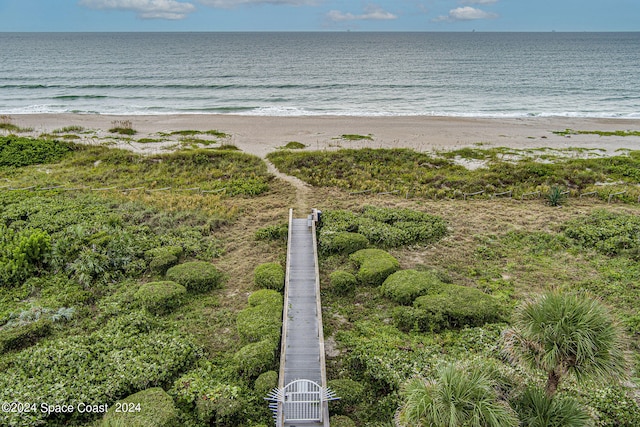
[165,261,224,293]
[394,285,506,332]
[101,387,178,427]
[381,270,444,305]
[149,253,179,274]
[320,231,369,255]
[248,289,283,308]
[318,206,447,251]
[0,313,200,426]
[146,246,183,274]
[0,319,51,354]
[254,262,285,291]
[254,370,278,396]
[169,363,241,424]
[563,210,640,257]
[237,291,282,344]
[0,226,51,287]
[327,379,365,416]
[329,270,358,295]
[329,415,357,427]
[145,246,184,261]
[350,249,400,287]
[234,338,277,378]
[134,281,186,315]
[236,305,282,344]
[255,223,288,242]
[512,386,590,427]
[586,386,640,427]
[0,136,72,167]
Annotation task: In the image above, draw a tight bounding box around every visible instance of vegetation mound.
[394,284,505,332]
[134,281,187,314]
[268,147,640,202]
[320,231,369,255]
[254,370,278,396]
[235,290,283,378]
[166,261,224,293]
[381,269,444,305]
[329,270,358,295]
[236,290,282,343]
[350,248,400,287]
[254,262,285,291]
[145,246,183,274]
[319,206,447,251]
[101,387,178,427]
[0,136,72,167]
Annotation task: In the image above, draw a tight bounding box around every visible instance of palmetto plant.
[397,363,518,427]
[502,291,628,396]
[513,386,592,427]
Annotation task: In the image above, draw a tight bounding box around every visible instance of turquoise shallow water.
[0,32,639,117]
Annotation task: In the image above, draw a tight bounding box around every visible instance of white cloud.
[434,6,498,22]
[198,0,319,7]
[79,0,196,20]
[327,4,397,22]
[461,0,498,4]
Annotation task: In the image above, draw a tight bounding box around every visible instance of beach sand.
[8,114,640,157]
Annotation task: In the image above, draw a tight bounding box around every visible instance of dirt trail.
[265,159,311,214]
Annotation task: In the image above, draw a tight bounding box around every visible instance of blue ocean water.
[0,32,639,118]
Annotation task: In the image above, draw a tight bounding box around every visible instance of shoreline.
[7,113,640,157]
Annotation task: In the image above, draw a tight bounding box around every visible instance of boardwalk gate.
[284,379,322,422]
[267,380,337,425]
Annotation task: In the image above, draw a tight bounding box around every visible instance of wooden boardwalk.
[272,209,332,427]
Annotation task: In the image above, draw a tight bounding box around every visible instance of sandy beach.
[8,114,640,157]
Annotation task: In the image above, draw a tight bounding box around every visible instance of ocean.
[1,32,639,118]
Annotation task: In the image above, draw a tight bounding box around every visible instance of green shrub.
[101,387,178,427]
[134,281,186,315]
[144,246,183,261]
[254,262,285,291]
[282,141,306,149]
[255,223,288,242]
[329,270,357,295]
[146,246,183,274]
[149,254,178,274]
[165,261,224,293]
[234,338,277,378]
[329,415,357,427]
[512,386,591,427]
[236,304,282,344]
[327,379,365,415]
[237,291,282,344]
[0,319,51,354]
[563,210,640,257]
[0,313,199,426]
[0,226,51,287]
[381,269,444,305]
[248,289,283,307]
[350,249,400,287]
[318,206,447,250]
[587,386,640,427]
[320,231,369,255]
[254,370,278,396]
[0,136,72,167]
[169,363,241,422]
[400,285,505,332]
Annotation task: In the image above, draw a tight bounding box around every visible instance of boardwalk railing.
[267,209,337,426]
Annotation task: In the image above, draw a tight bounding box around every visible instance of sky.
[0,0,639,32]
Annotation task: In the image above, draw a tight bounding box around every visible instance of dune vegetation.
[1,136,639,426]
